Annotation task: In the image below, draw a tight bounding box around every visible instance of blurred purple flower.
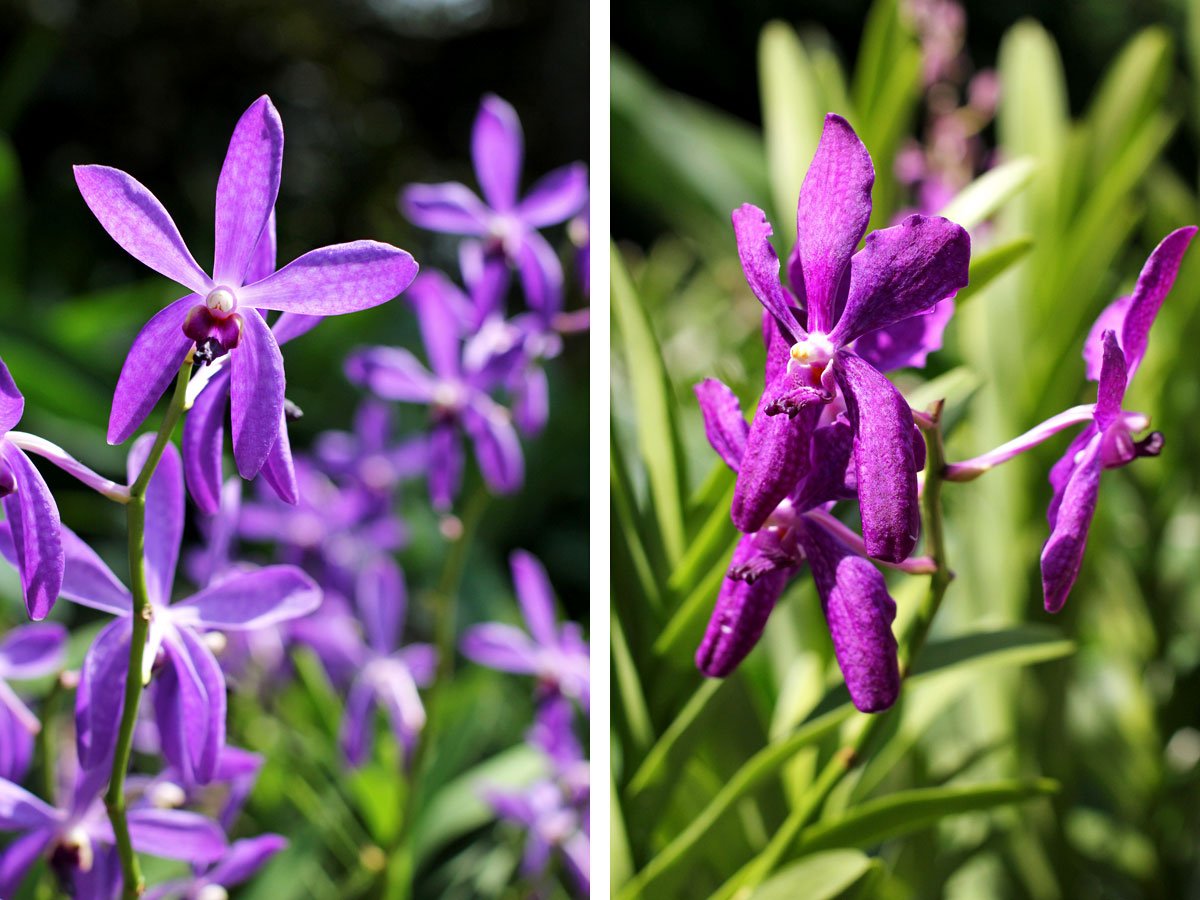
[346,270,525,510]
[1041,227,1196,611]
[0,438,321,787]
[462,550,589,710]
[143,834,286,900]
[733,114,969,563]
[0,748,225,898]
[315,399,429,497]
[75,95,418,478]
[0,623,66,782]
[334,557,436,766]
[401,94,587,321]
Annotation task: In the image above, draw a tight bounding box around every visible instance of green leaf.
[912,625,1076,681]
[937,158,1037,231]
[613,610,655,758]
[955,236,1034,305]
[667,480,737,599]
[759,20,824,227]
[612,243,687,566]
[627,679,725,797]
[797,779,1060,852]
[612,771,635,889]
[751,850,879,900]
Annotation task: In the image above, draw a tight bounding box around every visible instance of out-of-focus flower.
[143,834,286,900]
[401,94,587,321]
[346,270,525,510]
[75,95,418,478]
[315,399,428,497]
[0,623,66,781]
[462,550,589,710]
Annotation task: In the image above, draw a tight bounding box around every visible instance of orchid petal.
[174,565,320,632]
[0,827,53,897]
[240,241,417,315]
[126,808,227,864]
[407,272,464,379]
[74,165,210,293]
[357,557,404,656]
[0,778,58,829]
[831,215,970,346]
[1,444,64,620]
[259,414,299,506]
[851,299,955,373]
[513,365,549,437]
[1094,330,1128,429]
[400,183,491,235]
[732,204,804,340]
[1083,295,1132,382]
[1041,433,1103,613]
[0,623,66,678]
[834,351,920,563]
[57,525,133,615]
[108,294,196,445]
[0,358,24,434]
[230,308,284,479]
[245,209,277,286]
[464,399,524,494]
[517,162,588,227]
[206,834,288,887]
[460,624,540,673]
[694,378,748,472]
[510,550,558,647]
[696,536,791,677]
[271,311,322,346]
[344,347,437,404]
[129,436,184,606]
[340,677,375,766]
[428,422,462,511]
[1120,225,1197,378]
[797,519,900,712]
[731,399,817,533]
[213,96,283,286]
[514,228,564,319]
[472,94,523,211]
[75,619,132,775]
[155,629,223,784]
[182,368,231,515]
[796,114,875,333]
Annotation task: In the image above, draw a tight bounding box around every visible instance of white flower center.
[197,886,230,900]
[787,332,836,372]
[205,286,238,316]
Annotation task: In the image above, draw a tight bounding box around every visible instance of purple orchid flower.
[732,114,970,563]
[181,210,323,513]
[694,378,928,712]
[0,438,322,787]
[1040,227,1196,612]
[0,357,64,619]
[315,399,429,496]
[131,744,264,835]
[485,698,589,897]
[0,623,66,782]
[461,550,589,710]
[346,270,525,510]
[143,834,286,900]
[336,557,436,766]
[75,95,418,479]
[401,94,587,322]
[0,749,226,898]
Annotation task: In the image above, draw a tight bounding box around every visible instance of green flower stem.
[710,402,954,900]
[387,486,490,900]
[107,354,193,900]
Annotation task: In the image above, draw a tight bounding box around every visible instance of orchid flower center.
[51,826,94,875]
[205,286,238,316]
[0,457,16,498]
[788,332,836,375]
[432,381,466,414]
[197,886,230,900]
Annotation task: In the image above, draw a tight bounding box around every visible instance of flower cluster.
[0,90,588,898]
[697,111,1195,716]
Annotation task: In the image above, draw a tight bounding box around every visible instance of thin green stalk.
[708,402,955,900]
[107,355,193,899]
[387,486,489,899]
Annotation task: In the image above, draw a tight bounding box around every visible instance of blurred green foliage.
[612,0,1200,897]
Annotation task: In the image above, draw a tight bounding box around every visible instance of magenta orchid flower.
[0,750,226,899]
[401,94,587,321]
[1040,226,1196,612]
[461,550,589,710]
[694,378,920,712]
[0,438,322,788]
[346,270,525,510]
[732,114,969,562]
[74,95,418,480]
